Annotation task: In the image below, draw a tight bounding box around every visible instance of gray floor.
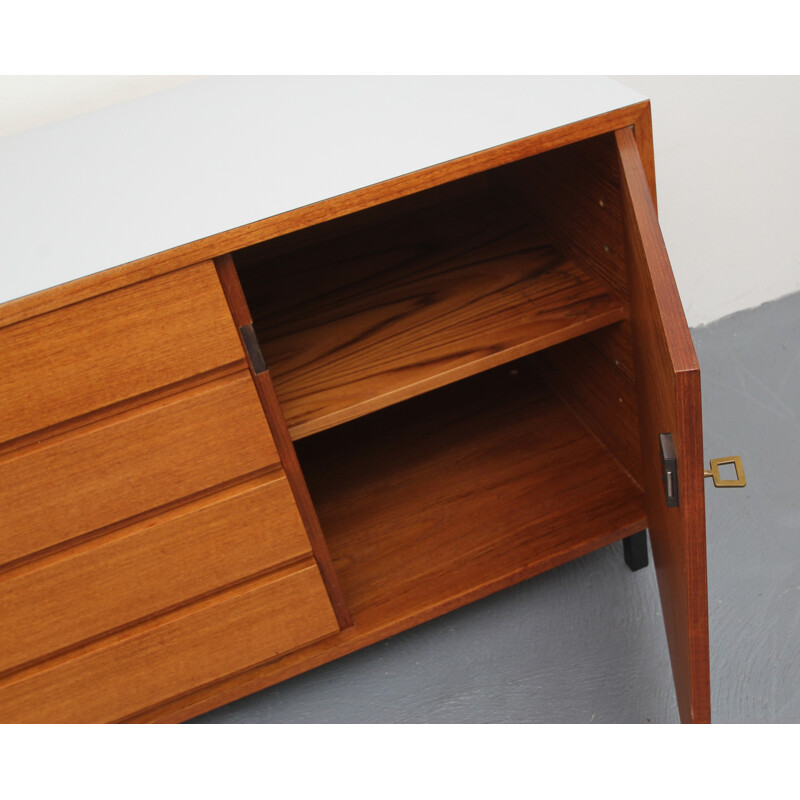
[192,292,800,724]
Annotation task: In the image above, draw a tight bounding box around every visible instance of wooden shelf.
[295,360,646,632]
[242,188,625,440]
[131,362,647,723]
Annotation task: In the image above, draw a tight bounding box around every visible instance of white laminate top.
[0,76,646,306]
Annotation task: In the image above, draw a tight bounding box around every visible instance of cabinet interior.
[231,131,647,628]
[295,358,646,628]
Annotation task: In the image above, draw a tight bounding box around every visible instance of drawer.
[0,472,310,674]
[0,563,339,723]
[0,260,245,445]
[0,371,279,565]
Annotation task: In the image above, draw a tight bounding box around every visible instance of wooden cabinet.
[0,263,343,723]
[0,84,709,723]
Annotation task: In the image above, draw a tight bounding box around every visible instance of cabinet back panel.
[236,173,494,329]
[538,324,642,484]
[494,132,628,303]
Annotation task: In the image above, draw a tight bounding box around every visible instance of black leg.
[623,529,649,572]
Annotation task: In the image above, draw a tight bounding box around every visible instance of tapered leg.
[623,529,649,572]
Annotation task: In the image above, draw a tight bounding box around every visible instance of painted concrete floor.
[192,291,800,724]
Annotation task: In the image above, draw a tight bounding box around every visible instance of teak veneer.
[0,87,710,723]
[240,185,625,439]
[298,363,648,627]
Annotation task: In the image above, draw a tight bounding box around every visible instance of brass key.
[704,456,746,487]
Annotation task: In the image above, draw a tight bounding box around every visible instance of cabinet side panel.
[215,255,352,628]
[494,132,629,303]
[616,127,710,724]
[537,323,642,484]
[495,134,642,482]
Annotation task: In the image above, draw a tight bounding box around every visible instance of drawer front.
[0,563,339,723]
[0,472,310,674]
[0,371,279,565]
[0,261,245,445]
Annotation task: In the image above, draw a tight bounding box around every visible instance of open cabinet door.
[616,127,711,723]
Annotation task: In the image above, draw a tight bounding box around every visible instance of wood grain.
[0,361,246,460]
[630,101,657,209]
[0,371,279,566]
[130,360,647,722]
[214,255,353,629]
[496,132,628,303]
[539,326,643,485]
[0,102,652,330]
[214,253,253,326]
[251,370,354,629]
[0,99,702,725]
[233,172,493,275]
[245,192,624,439]
[0,261,245,445]
[297,361,645,623]
[496,132,643,485]
[0,563,338,723]
[0,472,309,675]
[583,318,637,382]
[616,126,710,723]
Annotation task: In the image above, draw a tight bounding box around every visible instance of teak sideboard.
[0,80,710,723]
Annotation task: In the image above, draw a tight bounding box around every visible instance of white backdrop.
[616,76,800,327]
[0,77,199,137]
[2,76,798,327]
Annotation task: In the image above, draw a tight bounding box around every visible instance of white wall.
[0,76,200,137]
[2,76,797,327]
[615,76,800,327]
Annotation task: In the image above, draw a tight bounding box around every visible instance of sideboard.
[0,77,711,723]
